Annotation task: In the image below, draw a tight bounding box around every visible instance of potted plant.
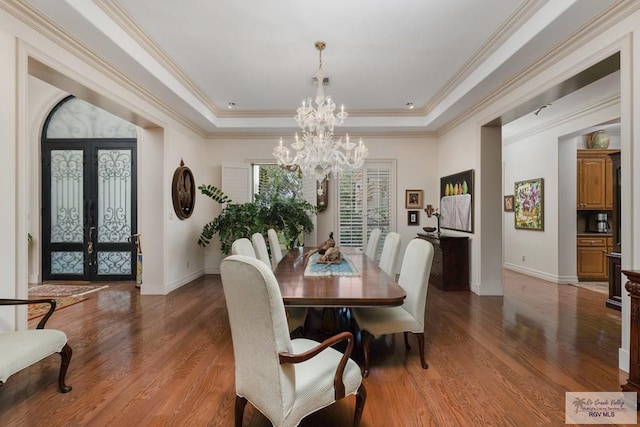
[197,184,316,255]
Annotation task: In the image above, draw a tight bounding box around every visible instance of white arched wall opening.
[16,47,168,330]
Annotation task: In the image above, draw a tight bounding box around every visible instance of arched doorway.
[41,96,138,281]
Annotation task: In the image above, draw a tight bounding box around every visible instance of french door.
[42,140,137,281]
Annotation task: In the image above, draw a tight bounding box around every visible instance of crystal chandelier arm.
[273,40,368,181]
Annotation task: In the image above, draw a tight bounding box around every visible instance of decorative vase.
[587,130,610,149]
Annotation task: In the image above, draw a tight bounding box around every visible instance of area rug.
[28,283,108,298]
[28,296,88,320]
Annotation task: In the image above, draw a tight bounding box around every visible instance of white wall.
[0,7,212,331]
[437,120,483,291]
[441,9,640,371]
[503,84,620,283]
[201,135,439,273]
[0,25,18,330]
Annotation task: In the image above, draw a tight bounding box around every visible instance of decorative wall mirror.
[172,159,196,219]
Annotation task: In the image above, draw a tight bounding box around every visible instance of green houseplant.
[197,184,316,255]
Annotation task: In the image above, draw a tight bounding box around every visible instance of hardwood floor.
[0,270,625,426]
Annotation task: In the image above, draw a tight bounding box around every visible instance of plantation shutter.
[222,162,252,203]
[338,161,394,252]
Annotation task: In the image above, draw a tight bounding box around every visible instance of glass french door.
[42,141,137,281]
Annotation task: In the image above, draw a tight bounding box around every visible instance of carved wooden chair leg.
[360,330,373,378]
[353,382,367,427]
[403,331,411,350]
[416,333,428,369]
[235,395,248,427]
[57,343,73,393]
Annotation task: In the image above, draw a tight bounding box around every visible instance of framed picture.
[439,169,474,233]
[503,195,514,212]
[514,178,544,230]
[408,210,420,226]
[405,189,423,209]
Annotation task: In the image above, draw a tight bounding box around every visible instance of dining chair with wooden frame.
[352,238,434,377]
[220,255,366,426]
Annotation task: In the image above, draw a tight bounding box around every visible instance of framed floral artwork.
[514,178,544,230]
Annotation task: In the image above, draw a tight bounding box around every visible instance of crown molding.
[95,1,448,121]
[502,94,620,145]
[437,0,640,137]
[418,0,547,115]
[2,0,635,139]
[0,0,208,137]
[205,129,436,140]
[95,0,222,118]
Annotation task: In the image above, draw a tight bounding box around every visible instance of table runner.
[303,252,360,277]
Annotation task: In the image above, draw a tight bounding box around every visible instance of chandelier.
[273,41,368,182]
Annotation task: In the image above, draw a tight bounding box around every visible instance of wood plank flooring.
[0,270,626,426]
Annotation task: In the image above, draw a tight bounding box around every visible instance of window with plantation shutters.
[338,161,395,253]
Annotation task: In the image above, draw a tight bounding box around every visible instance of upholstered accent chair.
[267,228,284,270]
[220,255,366,426]
[364,228,381,261]
[0,299,72,392]
[231,238,256,258]
[378,232,401,279]
[251,232,272,269]
[352,238,434,377]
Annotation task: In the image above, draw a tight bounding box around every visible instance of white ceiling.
[22,0,620,135]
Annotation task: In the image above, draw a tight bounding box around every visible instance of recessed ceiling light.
[406,102,414,109]
[227,102,236,109]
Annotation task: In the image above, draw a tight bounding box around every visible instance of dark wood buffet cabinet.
[621,270,640,403]
[606,252,621,310]
[417,233,469,291]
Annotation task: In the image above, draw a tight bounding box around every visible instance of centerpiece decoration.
[305,232,342,264]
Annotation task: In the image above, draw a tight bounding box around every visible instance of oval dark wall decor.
[172,159,196,219]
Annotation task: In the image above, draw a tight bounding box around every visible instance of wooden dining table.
[273,247,406,308]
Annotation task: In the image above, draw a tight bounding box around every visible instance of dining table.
[273,246,406,308]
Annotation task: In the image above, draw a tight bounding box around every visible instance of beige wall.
[1,1,639,374]
[439,9,640,371]
[0,6,213,332]
[200,135,439,274]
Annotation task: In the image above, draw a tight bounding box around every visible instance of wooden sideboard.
[606,252,621,310]
[417,233,469,291]
[621,270,640,404]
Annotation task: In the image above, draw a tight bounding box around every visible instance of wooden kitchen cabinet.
[577,235,609,280]
[576,149,617,210]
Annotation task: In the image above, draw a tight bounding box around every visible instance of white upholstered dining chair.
[263,229,306,333]
[231,238,256,258]
[233,235,305,333]
[352,238,434,377]
[364,228,381,261]
[378,232,401,278]
[267,228,284,270]
[220,255,366,426]
[251,232,272,269]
